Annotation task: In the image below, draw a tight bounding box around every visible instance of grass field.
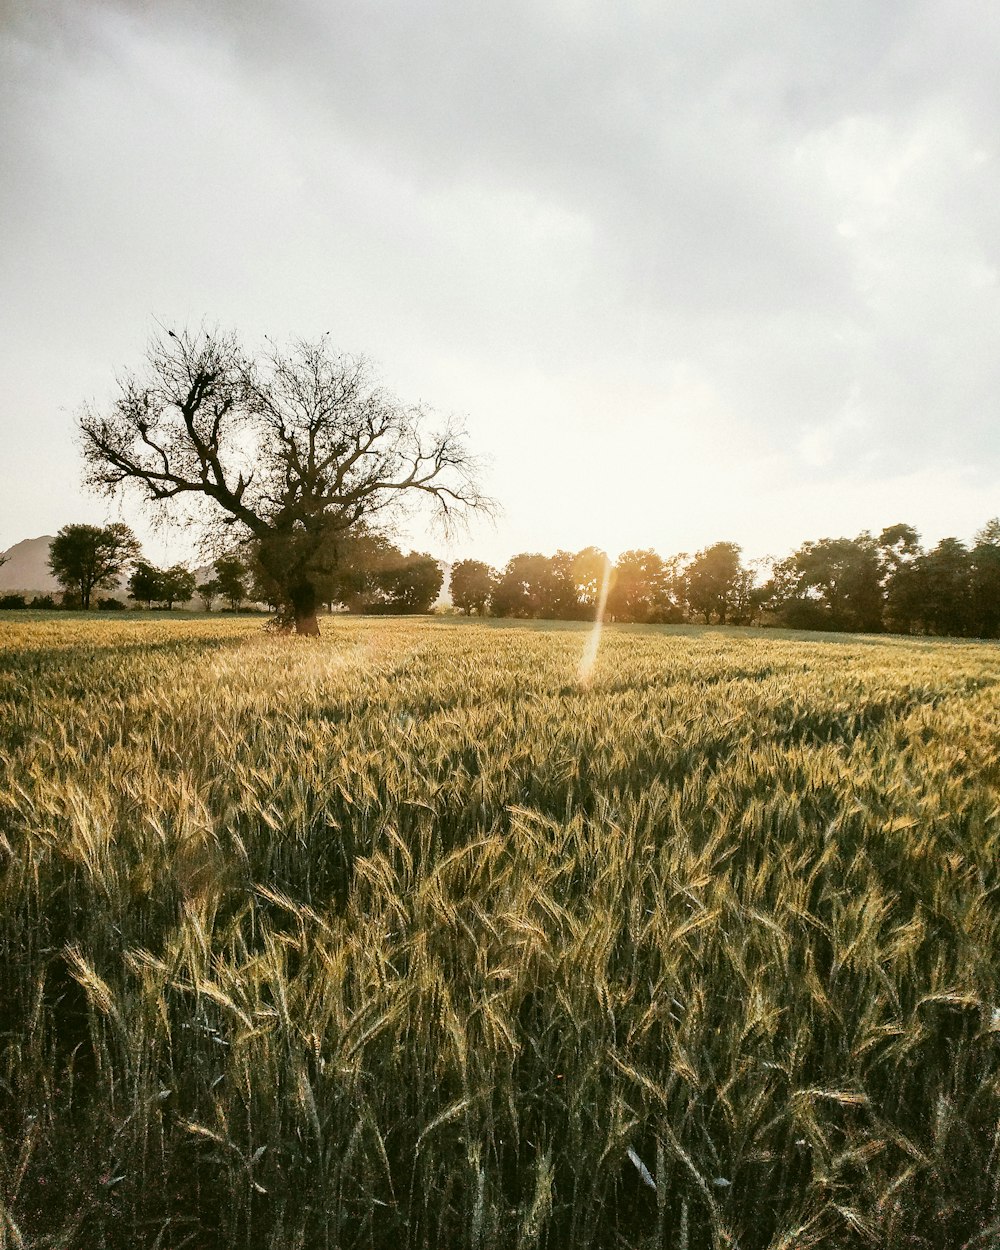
[2,614,1000,1249]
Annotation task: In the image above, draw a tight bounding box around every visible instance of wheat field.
[2,614,1000,1249]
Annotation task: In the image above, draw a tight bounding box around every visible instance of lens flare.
[577,555,612,686]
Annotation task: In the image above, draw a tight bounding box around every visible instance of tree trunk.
[290,580,321,637]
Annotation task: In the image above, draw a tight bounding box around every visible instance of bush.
[31,594,57,609]
[0,594,27,609]
[96,597,127,611]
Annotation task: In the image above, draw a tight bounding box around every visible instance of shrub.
[0,593,27,609]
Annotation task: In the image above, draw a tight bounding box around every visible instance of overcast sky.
[3,0,1000,567]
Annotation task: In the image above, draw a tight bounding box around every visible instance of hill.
[0,535,60,593]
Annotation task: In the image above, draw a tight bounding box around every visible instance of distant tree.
[919,537,973,636]
[128,561,163,608]
[450,559,496,615]
[160,564,196,609]
[321,530,400,612]
[490,553,557,618]
[48,522,141,610]
[729,558,767,625]
[197,579,221,611]
[570,547,612,616]
[879,524,923,634]
[214,556,250,611]
[609,549,664,623]
[545,550,582,619]
[771,533,883,632]
[372,552,443,613]
[971,519,1000,638]
[684,541,746,624]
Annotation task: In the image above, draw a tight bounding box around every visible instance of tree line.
[13,517,1000,640]
[449,522,1000,638]
[0,521,444,615]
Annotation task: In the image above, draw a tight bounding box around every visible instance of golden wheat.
[1,614,1000,1247]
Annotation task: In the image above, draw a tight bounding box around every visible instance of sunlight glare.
[577,554,612,686]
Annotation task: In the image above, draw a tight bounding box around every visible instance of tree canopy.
[80,328,490,634]
[449,559,495,615]
[48,523,140,609]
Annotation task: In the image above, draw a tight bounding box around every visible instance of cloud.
[2,0,1000,558]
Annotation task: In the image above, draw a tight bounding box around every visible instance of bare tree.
[80,327,491,635]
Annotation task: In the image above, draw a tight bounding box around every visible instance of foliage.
[160,564,197,608]
[273,532,443,615]
[917,538,973,638]
[214,556,250,611]
[128,560,163,608]
[768,533,883,632]
[367,551,443,613]
[47,522,141,609]
[2,616,1000,1247]
[197,579,221,611]
[129,561,197,609]
[79,328,489,634]
[684,541,747,625]
[0,593,27,609]
[972,520,1000,638]
[490,552,559,619]
[450,559,496,615]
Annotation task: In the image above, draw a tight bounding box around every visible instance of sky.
[3,0,1000,569]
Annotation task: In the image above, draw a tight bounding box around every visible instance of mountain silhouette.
[0,535,60,593]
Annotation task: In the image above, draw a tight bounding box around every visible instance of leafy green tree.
[128,560,165,608]
[450,559,496,615]
[684,541,746,624]
[160,564,196,609]
[323,530,400,612]
[769,533,884,631]
[197,579,221,611]
[729,558,767,625]
[918,537,973,636]
[48,523,141,610]
[490,553,557,619]
[608,549,667,623]
[545,550,583,619]
[804,535,882,631]
[80,328,488,635]
[371,552,443,613]
[879,524,923,634]
[570,547,612,616]
[214,556,250,611]
[971,519,1000,638]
